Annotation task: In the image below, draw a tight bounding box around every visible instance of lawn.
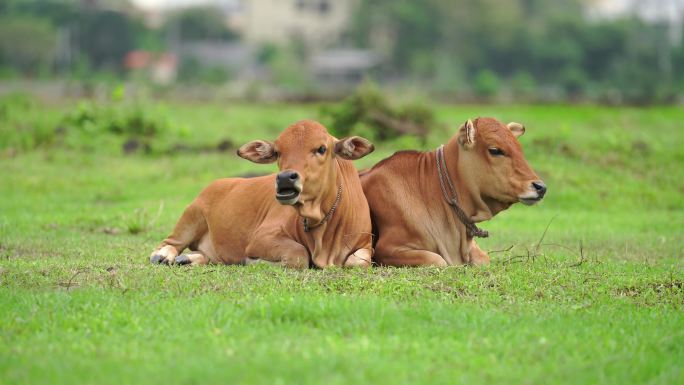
[1,100,683,385]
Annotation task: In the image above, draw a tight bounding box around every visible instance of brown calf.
[150,120,374,268]
[361,117,546,266]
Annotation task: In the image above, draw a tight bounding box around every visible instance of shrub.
[320,82,433,142]
[0,93,172,155]
[120,202,164,235]
[0,93,57,152]
[60,101,168,153]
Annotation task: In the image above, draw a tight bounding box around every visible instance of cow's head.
[237,120,374,218]
[455,117,546,206]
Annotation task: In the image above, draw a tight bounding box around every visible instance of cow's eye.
[488,147,505,156]
[316,145,326,155]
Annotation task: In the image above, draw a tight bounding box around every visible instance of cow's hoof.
[150,254,166,264]
[175,255,191,265]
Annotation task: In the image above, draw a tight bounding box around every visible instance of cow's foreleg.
[468,240,490,266]
[150,203,207,265]
[276,240,310,269]
[245,237,310,269]
[344,248,373,268]
[150,244,179,265]
[374,244,448,267]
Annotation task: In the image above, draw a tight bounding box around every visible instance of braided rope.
[436,145,489,238]
[303,184,342,232]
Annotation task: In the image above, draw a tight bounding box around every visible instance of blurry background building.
[228,0,355,47]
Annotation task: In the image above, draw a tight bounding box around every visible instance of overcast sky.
[130,0,684,21]
[130,0,220,10]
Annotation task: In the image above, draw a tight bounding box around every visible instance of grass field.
[1,100,683,384]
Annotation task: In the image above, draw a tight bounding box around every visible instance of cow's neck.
[320,161,342,222]
[303,159,359,266]
[299,160,344,232]
[298,164,340,225]
[442,138,506,222]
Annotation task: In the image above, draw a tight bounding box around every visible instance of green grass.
[1,102,683,384]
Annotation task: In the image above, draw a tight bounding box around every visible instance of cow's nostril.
[532,181,547,196]
[277,170,299,185]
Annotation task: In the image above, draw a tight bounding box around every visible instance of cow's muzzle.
[518,180,547,205]
[275,170,302,205]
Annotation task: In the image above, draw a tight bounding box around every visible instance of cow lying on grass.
[150,120,374,268]
[361,117,546,266]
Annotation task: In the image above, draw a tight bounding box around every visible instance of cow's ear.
[507,122,525,138]
[334,136,375,160]
[457,119,476,150]
[237,140,277,164]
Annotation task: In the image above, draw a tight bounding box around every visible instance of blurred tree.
[165,7,238,42]
[474,69,500,99]
[351,0,680,103]
[257,43,279,64]
[1,0,78,25]
[673,31,684,91]
[0,1,165,77]
[79,10,134,72]
[0,17,56,76]
[605,21,676,104]
[352,0,442,75]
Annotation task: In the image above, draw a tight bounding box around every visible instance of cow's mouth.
[276,187,301,205]
[519,196,542,205]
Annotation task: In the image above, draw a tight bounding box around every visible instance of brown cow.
[149,120,375,268]
[361,117,546,266]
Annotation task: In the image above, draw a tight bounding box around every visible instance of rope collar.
[303,184,342,232]
[435,145,489,238]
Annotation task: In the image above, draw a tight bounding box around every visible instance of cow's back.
[360,151,430,235]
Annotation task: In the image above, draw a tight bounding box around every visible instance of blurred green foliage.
[0,0,683,103]
[0,92,169,154]
[0,16,56,76]
[0,1,236,81]
[164,6,239,41]
[474,70,500,99]
[352,0,684,103]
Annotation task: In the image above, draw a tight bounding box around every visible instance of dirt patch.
[0,242,65,260]
[166,139,235,155]
[615,280,683,305]
[631,140,650,156]
[422,282,466,297]
[122,138,151,154]
[121,138,235,156]
[531,137,578,158]
[216,139,234,152]
[593,153,626,168]
[1,147,17,159]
